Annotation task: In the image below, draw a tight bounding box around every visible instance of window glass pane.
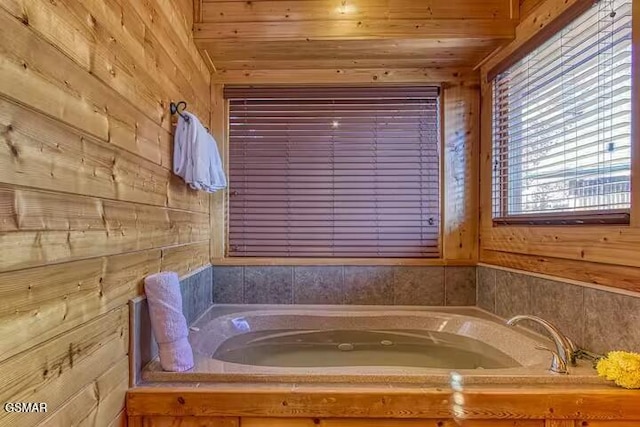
[492,0,632,219]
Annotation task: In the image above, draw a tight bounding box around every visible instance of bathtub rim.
[137,304,601,385]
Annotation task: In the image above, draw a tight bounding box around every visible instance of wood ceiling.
[193,0,519,73]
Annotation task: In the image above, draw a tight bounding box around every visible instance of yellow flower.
[596,351,640,389]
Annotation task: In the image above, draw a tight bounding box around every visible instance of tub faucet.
[506,315,577,374]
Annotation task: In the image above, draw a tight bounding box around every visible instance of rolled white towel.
[144,272,194,372]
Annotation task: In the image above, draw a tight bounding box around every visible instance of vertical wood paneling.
[0,0,211,424]
[442,83,480,261]
[479,80,494,230]
[210,84,228,259]
[631,0,640,227]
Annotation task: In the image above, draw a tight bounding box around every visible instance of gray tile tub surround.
[179,266,213,325]
[476,265,640,355]
[294,266,344,304]
[445,266,476,306]
[244,266,293,304]
[129,296,158,386]
[213,266,244,303]
[476,266,496,312]
[212,265,476,306]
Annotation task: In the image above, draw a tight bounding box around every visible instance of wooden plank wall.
[126,384,640,425]
[478,0,640,292]
[129,418,640,427]
[209,70,480,265]
[0,0,212,424]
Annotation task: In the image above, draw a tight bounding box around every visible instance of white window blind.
[492,0,633,224]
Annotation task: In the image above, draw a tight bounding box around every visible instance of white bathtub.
[142,305,601,385]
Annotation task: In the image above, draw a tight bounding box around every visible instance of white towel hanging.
[173,111,227,193]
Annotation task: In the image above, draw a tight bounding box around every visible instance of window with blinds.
[492,0,633,225]
[225,86,441,258]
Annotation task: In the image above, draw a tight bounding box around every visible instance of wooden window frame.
[210,79,480,267]
[476,0,640,286]
[489,0,634,227]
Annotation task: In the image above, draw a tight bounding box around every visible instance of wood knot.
[312,419,320,425]
[281,401,288,406]
[20,13,29,25]
[177,396,186,405]
[6,140,19,158]
[68,343,75,368]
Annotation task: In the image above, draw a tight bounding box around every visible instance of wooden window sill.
[210,258,476,267]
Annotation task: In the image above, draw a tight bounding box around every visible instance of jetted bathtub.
[142,305,601,385]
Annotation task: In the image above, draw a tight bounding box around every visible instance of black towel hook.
[170,101,189,122]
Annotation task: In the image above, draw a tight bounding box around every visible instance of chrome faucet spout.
[506,315,576,374]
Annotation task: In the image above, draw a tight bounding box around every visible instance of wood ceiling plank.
[195,19,516,41]
[196,0,517,71]
[210,68,479,85]
[208,57,484,71]
[196,38,509,70]
[198,38,502,61]
[202,0,513,22]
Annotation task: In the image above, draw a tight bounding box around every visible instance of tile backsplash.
[477,265,640,355]
[133,262,640,383]
[212,265,476,306]
[180,266,213,325]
